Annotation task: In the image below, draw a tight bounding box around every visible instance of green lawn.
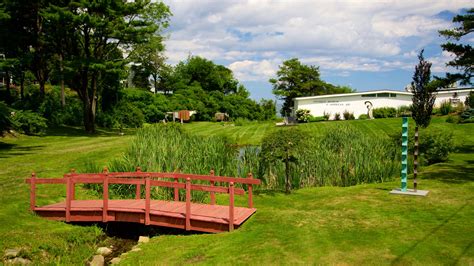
[0,119,473,264]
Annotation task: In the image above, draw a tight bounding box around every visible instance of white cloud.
[162,0,471,82]
[228,59,280,81]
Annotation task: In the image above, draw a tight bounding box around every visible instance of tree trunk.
[59,53,65,107]
[414,125,419,191]
[83,96,96,133]
[20,73,25,100]
[5,69,11,100]
[39,78,46,98]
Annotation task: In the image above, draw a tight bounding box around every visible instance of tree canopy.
[439,8,473,85]
[270,58,353,116]
[0,0,171,132]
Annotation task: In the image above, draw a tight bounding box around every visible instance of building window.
[390,93,397,97]
[361,94,376,97]
[376,93,390,97]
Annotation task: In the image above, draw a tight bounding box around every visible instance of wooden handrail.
[65,171,261,185]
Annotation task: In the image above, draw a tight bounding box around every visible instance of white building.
[293,88,473,120]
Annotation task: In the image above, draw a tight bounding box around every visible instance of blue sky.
[161,1,472,100]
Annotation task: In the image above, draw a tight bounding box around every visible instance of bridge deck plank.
[34,199,256,229]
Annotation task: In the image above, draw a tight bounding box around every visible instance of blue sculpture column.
[401,117,408,192]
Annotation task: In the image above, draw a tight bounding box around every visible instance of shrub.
[454,102,465,114]
[397,105,411,117]
[11,110,48,135]
[308,116,325,122]
[373,107,396,118]
[334,113,341,120]
[459,108,474,123]
[113,102,145,129]
[343,110,355,120]
[465,91,474,108]
[419,130,454,165]
[323,112,330,121]
[446,115,460,124]
[439,100,453,115]
[295,109,311,123]
[358,114,368,120]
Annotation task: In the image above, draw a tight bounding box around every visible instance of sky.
[161,0,472,100]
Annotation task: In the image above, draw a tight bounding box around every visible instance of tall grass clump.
[258,125,400,190]
[84,123,241,201]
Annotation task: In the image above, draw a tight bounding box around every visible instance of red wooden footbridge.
[25,168,261,233]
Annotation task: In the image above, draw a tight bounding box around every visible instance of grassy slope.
[117,118,474,265]
[0,127,133,264]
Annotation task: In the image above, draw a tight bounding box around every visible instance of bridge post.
[185,177,191,231]
[30,172,36,211]
[229,182,234,232]
[145,177,151,225]
[103,168,109,222]
[135,167,141,199]
[210,169,215,205]
[66,173,71,222]
[247,172,253,208]
[70,169,76,200]
[174,176,179,201]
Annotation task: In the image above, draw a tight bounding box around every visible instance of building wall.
[294,89,472,120]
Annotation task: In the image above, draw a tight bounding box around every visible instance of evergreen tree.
[439,8,473,85]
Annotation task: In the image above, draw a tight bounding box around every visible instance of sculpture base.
[390,188,429,197]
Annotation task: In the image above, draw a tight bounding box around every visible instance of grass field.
[0,118,473,264]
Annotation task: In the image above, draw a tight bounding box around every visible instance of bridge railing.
[25,167,261,231]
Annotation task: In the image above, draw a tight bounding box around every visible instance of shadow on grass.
[421,164,474,183]
[0,144,45,158]
[45,126,135,137]
[71,221,206,239]
[391,200,472,265]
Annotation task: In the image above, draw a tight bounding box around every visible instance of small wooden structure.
[25,169,260,233]
[166,110,197,123]
[215,112,229,122]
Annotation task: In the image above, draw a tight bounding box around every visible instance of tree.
[411,50,438,191]
[439,8,473,85]
[260,128,308,193]
[270,58,353,116]
[129,35,167,92]
[47,0,170,133]
[174,56,239,94]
